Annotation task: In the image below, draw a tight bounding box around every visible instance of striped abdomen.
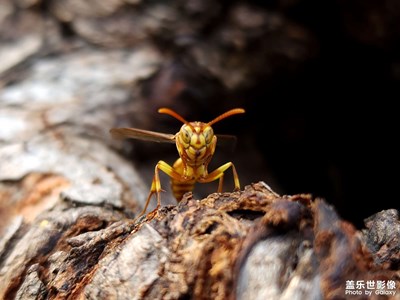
[171,158,196,201]
[171,179,195,201]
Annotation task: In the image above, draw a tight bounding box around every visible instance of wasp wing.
[110,127,176,144]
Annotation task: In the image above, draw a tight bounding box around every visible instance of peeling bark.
[1,1,399,299]
[1,182,399,299]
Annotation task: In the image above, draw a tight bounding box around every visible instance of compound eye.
[180,126,192,144]
[203,127,214,144]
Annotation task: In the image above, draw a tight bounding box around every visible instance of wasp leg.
[199,162,240,192]
[136,160,183,219]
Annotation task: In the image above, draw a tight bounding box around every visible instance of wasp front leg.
[199,162,240,193]
[137,160,183,219]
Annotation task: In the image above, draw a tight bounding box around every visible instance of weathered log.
[1,1,399,299]
[1,179,399,299]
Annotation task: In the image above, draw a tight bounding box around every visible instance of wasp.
[110,107,245,218]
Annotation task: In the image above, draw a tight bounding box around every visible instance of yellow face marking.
[177,123,216,163]
[187,146,207,160]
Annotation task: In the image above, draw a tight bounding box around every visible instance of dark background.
[236,0,399,228]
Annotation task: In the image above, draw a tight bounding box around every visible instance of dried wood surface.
[1,177,399,299]
[1,1,399,300]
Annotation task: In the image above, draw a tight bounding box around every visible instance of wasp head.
[158,107,245,166]
[177,122,215,162]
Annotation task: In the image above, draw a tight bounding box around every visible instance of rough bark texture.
[1,1,400,299]
[1,180,399,299]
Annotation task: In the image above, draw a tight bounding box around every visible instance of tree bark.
[1,1,399,299]
[1,177,399,299]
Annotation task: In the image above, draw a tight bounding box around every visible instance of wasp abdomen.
[171,158,196,201]
[171,180,195,202]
